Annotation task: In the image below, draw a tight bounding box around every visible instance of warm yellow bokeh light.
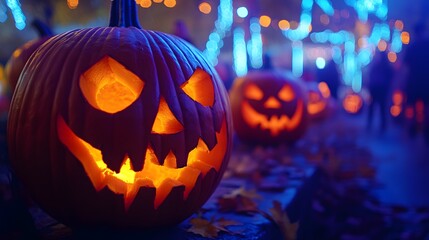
[394,20,404,31]
[259,15,272,28]
[401,32,410,44]
[377,40,387,52]
[318,81,331,98]
[320,14,330,25]
[164,0,176,8]
[388,52,397,63]
[67,0,78,9]
[153,0,163,3]
[136,0,152,8]
[278,20,290,30]
[199,2,212,14]
[290,21,299,29]
[392,91,403,105]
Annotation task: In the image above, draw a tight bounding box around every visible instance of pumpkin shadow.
[72,225,188,240]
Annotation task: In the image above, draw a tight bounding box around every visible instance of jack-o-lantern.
[5,19,53,92]
[8,0,232,228]
[230,71,308,145]
[306,82,333,120]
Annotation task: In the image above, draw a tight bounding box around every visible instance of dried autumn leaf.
[217,187,261,213]
[187,216,242,238]
[265,201,299,240]
[224,187,262,200]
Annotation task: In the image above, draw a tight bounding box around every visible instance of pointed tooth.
[176,167,201,198]
[124,178,154,211]
[154,178,183,209]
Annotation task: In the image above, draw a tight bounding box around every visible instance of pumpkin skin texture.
[229,71,309,145]
[5,19,53,92]
[8,1,232,229]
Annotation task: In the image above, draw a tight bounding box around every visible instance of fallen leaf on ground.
[187,215,242,238]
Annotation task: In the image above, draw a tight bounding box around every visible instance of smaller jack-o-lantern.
[5,19,53,92]
[342,91,364,114]
[230,71,308,145]
[306,81,334,120]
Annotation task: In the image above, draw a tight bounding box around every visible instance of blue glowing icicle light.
[345,0,388,22]
[391,28,402,53]
[203,0,233,65]
[233,27,248,77]
[292,41,304,77]
[6,0,26,30]
[0,2,7,23]
[248,18,263,69]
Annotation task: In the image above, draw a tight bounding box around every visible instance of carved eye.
[180,68,214,107]
[80,56,144,114]
[244,84,264,100]
[152,97,184,134]
[278,85,295,102]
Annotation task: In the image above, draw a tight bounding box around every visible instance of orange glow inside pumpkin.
[180,68,214,107]
[152,97,184,134]
[241,100,304,136]
[343,93,362,114]
[80,56,144,114]
[307,91,326,115]
[57,116,228,210]
[278,85,295,102]
[69,57,226,209]
[244,84,264,100]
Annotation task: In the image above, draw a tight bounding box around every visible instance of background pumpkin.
[229,70,309,145]
[306,81,335,121]
[8,0,232,229]
[5,19,53,93]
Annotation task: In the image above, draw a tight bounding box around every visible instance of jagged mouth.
[241,100,303,136]
[57,116,227,210]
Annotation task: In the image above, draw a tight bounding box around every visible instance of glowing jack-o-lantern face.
[230,71,308,145]
[8,26,232,228]
[57,57,227,210]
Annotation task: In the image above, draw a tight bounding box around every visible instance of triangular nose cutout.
[152,97,184,134]
[264,97,281,109]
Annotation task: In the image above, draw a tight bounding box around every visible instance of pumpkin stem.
[31,19,53,37]
[109,0,141,28]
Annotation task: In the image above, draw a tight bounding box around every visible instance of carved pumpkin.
[8,0,232,228]
[306,82,332,120]
[230,71,308,145]
[5,19,53,92]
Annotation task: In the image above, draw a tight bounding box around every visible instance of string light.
[67,0,78,9]
[199,2,211,14]
[5,0,26,30]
